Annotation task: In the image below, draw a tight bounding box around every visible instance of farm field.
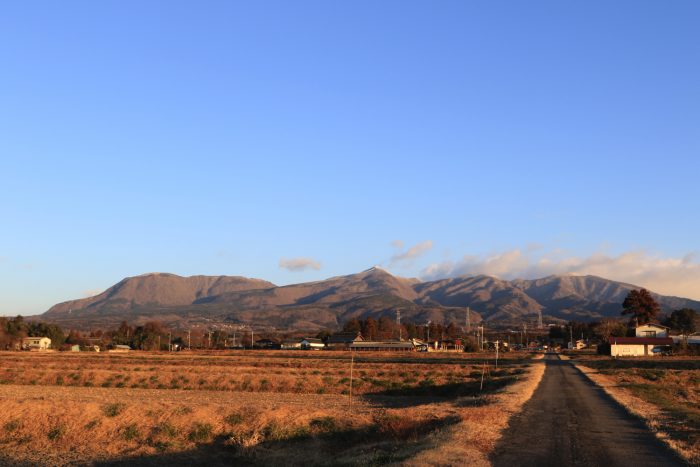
[570,354,700,464]
[0,350,542,466]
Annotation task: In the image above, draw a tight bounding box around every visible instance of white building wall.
[610,344,658,357]
[635,325,668,338]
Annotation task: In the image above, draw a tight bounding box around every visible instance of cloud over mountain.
[390,240,433,267]
[422,248,700,300]
[279,257,322,272]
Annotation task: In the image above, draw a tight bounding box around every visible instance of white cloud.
[82,289,103,298]
[421,248,700,300]
[390,240,433,267]
[391,240,404,249]
[279,257,322,272]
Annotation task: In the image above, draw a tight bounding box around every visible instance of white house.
[300,338,325,350]
[22,337,51,350]
[281,339,303,350]
[635,323,669,338]
[609,323,673,357]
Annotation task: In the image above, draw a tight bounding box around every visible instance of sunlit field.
[0,350,541,466]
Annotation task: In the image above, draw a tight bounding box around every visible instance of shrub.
[188,422,213,443]
[156,422,178,438]
[102,403,125,417]
[84,419,100,430]
[47,425,64,441]
[173,406,192,415]
[225,412,244,425]
[122,424,140,441]
[3,420,20,433]
[309,416,337,433]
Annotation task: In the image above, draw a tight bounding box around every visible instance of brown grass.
[0,350,541,466]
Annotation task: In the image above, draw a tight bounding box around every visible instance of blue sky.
[2,0,699,314]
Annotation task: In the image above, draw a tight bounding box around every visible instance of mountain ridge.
[41,269,700,331]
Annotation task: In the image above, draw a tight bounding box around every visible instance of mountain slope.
[39,269,700,331]
[45,273,275,316]
[413,275,543,321]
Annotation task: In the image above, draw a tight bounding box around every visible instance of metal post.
[349,353,354,404]
[495,340,499,368]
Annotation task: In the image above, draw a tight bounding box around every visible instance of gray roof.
[349,341,415,349]
[327,332,363,344]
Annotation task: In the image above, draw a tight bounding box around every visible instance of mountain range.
[41,268,700,331]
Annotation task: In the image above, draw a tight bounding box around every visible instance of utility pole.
[396,309,402,340]
[168,332,172,352]
[232,330,236,348]
[187,330,191,350]
[208,331,212,349]
[569,325,574,350]
[466,307,471,333]
[495,339,499,368]
[349,353,354,405]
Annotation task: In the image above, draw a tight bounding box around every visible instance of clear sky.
[1,0,699,315]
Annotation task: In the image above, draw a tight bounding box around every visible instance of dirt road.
[491,354,684,467]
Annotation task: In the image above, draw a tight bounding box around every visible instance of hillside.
[45,273,275,315]
[39,269,700,331]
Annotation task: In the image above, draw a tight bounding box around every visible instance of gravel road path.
[491,354,685,467]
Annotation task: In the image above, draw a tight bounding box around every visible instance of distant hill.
[40,269,700,331]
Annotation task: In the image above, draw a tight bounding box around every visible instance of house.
[609,336,673,357]
[108,344,132,353]
[281,339,303,350]
[22,337,51,350]
[568,339,586,350]
[439,339,464,351]
[670,333,700,345]
[254,339,281,350]
[635,323,669,338]
[412,339,430,352]
[349,340,415,352]
[326,332,363,350]
[300,338,325,350]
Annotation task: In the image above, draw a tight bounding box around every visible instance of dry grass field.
[570,354,700,465]
[0,350,543,466]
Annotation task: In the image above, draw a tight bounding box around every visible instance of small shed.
[71,345,80,352]
[108,344,132,353]
[22,337,51,350]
